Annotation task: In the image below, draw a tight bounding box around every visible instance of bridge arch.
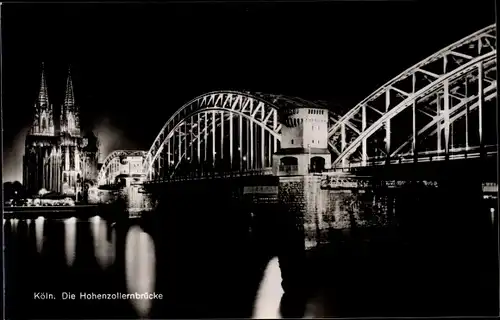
[143,91,285,180]
[329,24,497,167]
[144,91,351,180]
[97,150,147,186]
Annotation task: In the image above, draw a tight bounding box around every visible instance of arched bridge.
[98,24,497,186]
[97,150,147,186]
[328,24,497,168]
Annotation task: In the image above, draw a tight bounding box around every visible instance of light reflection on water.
[35,216,45,254]
[26,219,32,237]
[252,256,283,319]
[125,225,156,319]
[90,216,116,269]
[11,218,19,233]
[64,217,77,267]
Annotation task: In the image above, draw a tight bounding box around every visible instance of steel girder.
[329,24,497,167]
[97,150,146,186]
[144,91,282,178]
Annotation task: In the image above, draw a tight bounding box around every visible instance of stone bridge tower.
[272,104,331,176]
[269,102,334,250]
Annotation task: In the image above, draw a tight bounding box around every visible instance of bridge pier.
[278,172,392,250]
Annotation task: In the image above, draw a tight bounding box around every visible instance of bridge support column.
[278,173,385,250]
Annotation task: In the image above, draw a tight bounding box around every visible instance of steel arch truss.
[329,24,497,167]
[97,150,147,186]
[144,91,282,180]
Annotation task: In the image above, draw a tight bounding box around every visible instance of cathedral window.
[42,118,47,131]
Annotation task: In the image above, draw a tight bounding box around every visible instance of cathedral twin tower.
[23,63,99,197]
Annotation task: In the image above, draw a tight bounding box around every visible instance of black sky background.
[1,0,496,182]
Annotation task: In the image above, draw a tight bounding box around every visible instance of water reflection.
[64,217,77,266]
[11,218,19,233]
[25,219,31,238]
[90,216,116,269]
[35,216,45,254]
[252,256,283,319]
[125,225,156,319]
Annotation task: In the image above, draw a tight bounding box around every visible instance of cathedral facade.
[23,63,99,197]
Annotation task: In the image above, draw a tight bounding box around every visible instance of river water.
[4,183,499,319]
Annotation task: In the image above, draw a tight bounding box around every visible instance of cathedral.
[23,63,99,197]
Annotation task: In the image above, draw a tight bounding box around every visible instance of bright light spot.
[35,216,45,254]
[125,225,156,319]
[243,156,247,161]
[90,216,116,269]
[14,191,18,194]
[64,217,77,267]
[187,157,191,161]
[252,256,283,319]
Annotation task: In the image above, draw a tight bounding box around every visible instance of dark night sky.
[2,0,496,182]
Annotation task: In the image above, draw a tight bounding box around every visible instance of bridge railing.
[328,144,498,170]
[144,167,273,184]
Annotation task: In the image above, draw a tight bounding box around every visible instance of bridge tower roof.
[252,92,329,110]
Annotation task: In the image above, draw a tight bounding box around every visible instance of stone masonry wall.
[279,175,393,250]
[278,176,309,248]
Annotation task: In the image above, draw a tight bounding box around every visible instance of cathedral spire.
[64,65,75,107]
[31,62,55,136]
[38,62,49,108]
[60,65,80,136]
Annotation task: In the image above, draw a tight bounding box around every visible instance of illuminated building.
[23,63,99,197]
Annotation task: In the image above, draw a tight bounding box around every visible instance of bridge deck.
[144,168,273,185]
[338,145,497,169]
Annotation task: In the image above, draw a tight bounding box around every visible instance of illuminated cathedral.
[23,63,99,197]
